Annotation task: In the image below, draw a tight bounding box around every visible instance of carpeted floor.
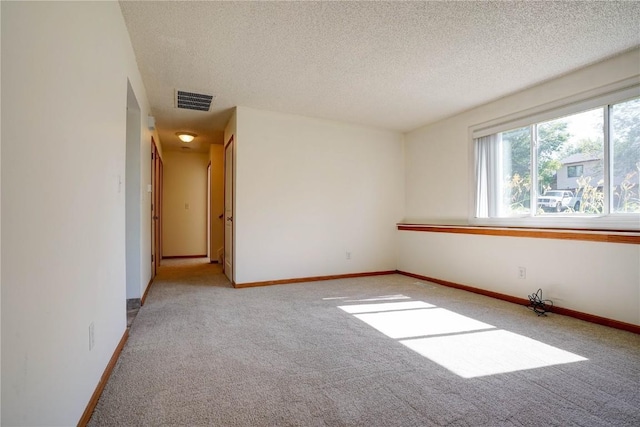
[89,259,640,426]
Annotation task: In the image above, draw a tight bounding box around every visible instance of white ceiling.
[119,1,640,152]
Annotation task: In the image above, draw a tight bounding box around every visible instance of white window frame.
[469,78,640,231]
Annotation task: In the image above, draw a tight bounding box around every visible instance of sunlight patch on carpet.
[339,300,434,314]
[325,294,411,303]
[401,329,588,378]
[336,298,587,378]
[348,307,493,339]
[344,295,412,303]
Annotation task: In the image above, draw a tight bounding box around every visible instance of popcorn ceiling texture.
[119,1,640,150]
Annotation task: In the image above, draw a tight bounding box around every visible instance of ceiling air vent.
[175,90,214,112]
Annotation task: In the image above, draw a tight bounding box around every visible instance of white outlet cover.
[89,322,95,351]
[518,267,526,279]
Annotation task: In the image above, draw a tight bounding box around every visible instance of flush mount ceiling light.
[176,132,196,143]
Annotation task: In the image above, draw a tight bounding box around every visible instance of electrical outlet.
[518,267,526,280]
[346,251,351,260]
[89,322,95,351]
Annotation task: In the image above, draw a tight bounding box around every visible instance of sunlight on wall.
[337,295,587,378]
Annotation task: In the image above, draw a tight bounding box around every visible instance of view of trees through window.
[497,97,639,216]
[612,98,640,213]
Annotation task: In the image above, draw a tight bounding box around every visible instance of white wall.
[398,232,640,325]
[234,106,404,284]
[0,3,3,418]
[402,49,640,326]
[162,151,210,257]
[126,83,142,300]
[210,144,225,262]
[1,2,157,425]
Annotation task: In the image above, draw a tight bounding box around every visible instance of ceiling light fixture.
[176,132,196,143]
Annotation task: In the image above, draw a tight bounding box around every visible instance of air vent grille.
[175,90,214,111]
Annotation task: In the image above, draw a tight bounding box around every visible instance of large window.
[473,87,639,229]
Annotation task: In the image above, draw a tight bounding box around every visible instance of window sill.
[397,223,640,245]
[469,214,639,232]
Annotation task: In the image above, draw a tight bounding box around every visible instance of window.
[567,165,583,178]
[473,85,639,229]
[611,98,640,213]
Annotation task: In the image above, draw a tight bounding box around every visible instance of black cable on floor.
[528,288,553,316]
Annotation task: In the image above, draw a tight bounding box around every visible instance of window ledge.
[469,215,640,232]
[397,223,640,245]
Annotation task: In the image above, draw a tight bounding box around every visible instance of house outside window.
[558,154,600,190]
[472,84,639,229]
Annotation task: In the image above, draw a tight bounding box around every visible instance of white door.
[224,138,234,283]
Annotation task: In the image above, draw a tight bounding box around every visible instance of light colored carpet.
[89,259,640,426]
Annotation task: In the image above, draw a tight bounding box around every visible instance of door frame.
[151,138,163,279]
[224,136,234,284]
[207,162,211,261]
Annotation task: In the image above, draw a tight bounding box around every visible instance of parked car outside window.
[570,190,583,211]
[537,190,574,212]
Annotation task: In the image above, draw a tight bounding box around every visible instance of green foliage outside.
[502,121,569,191]
[612,99,640,182]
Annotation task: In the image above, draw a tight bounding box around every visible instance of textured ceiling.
[119,1,640,152]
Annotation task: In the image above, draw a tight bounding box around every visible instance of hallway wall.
[1,2,157,425]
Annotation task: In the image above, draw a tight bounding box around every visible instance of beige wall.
[163,151,210,257]
[401,49,640,326]
[1,2,158,424]
[210,144,225,262]
[234,106,405,284]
